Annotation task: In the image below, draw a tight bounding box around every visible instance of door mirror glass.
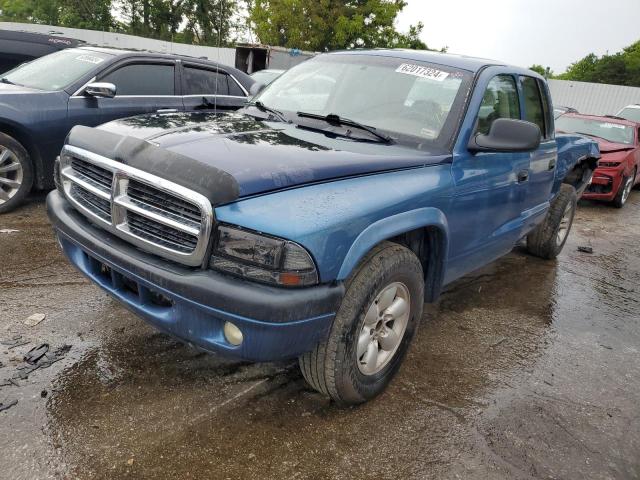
[85,82,116,98]
[469,118,541,153]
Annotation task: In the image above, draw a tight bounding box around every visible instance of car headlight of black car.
[209,225,319,287]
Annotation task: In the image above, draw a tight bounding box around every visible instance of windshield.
[617,107,640,123]
[556,116,635,144]
[253,54,472,149]
[1,48,111,91]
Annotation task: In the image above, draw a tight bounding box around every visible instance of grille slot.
[70,184,112,221]
[128,179,202,225]
[71,159,113,193]
[127,211,199,253]
[61,146,212,267]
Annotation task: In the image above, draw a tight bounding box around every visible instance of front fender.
[337,207,449,280]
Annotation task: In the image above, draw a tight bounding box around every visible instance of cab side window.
[521,76,548,139]
[475,75,521,135]
[101,64,175,96]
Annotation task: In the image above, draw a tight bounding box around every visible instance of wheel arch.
[562,155,599,196]
[0,120,43,189]
[336,208,449,303]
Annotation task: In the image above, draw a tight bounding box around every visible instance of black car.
[0,46,254,213]
[0,29,84,73]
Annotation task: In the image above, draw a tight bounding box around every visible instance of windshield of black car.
[252,54,473,149]
[556,116,635,144]
[0,49,111,91]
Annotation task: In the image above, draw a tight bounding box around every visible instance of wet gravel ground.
[1,191,639,480]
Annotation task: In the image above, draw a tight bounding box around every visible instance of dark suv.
[0,29,84,73]
[0,46,254,212]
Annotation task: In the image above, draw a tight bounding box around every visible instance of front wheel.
[299,241,424,405]
[526,183,577,260]
[612,169,635,208]
[0,133,33,214]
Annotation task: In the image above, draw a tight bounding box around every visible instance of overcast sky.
[396,0,640,73]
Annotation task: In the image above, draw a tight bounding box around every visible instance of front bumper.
[583,166,624,201]
[47,191,344,361]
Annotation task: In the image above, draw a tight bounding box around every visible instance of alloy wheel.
[621,175,634,205]
[0,147,23,205]
[555,201,574,247]
[357,282,411,375]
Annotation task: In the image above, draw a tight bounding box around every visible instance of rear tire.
[0,133,33,214]
[527,184,577,260]
[299,241,424,405]
[613,169,635,208]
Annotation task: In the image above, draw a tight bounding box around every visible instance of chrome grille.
[59,145,214,267]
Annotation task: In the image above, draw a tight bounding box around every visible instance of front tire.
[526,183,577,260]
[612,169,635,208]
[0,133,33,214]
[299,241,424,405]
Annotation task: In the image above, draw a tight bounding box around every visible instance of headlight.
[210,225,319,287]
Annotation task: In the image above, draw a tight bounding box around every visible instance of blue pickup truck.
[47,50,599,404]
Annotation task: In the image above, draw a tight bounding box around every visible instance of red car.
[556,113,640,207]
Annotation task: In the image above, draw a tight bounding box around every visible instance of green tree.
[529,64,554,78]
[0,0,113,30]
[247,0,431,51]
[557,42,640,87]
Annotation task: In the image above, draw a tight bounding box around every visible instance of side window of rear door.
[182,66,246,110]
[475,75,520,135]
[101,63,175,96]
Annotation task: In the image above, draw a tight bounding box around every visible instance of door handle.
[548,159,557,170]
[517,170,529,183]
[157,108,178,114]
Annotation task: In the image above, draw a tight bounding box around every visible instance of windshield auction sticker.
[75,55,104,64]
[396,64,449,81]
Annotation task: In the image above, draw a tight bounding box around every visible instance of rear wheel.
[299,241,424,405]
[613,169,635,208]
[0,133,33,214]
[527,184,577,260]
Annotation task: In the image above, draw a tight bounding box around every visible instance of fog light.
[224,322,243,346]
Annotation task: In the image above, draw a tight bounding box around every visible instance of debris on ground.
[0,229,19,234]
[24,313,46,327]
[1,344,71,385]
[40,390,48,398]
[578,246,594,254]
[0,335,29,349]
[24,344,49,365]
[0,399,18,412]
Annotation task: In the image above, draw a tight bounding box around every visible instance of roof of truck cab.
[329,49,527,74]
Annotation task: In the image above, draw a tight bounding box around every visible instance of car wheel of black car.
[526,183,577,260]
[613,169,635,208]
[299,241,424,405]
[0,133,33,214]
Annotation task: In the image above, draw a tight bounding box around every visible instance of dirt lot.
[0,191,639,480]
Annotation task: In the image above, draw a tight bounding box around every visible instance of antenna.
[214,0,224,115]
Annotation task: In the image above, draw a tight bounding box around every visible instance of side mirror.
[468,118,541,153]
[85,82,116,99]
[249,82,266,97]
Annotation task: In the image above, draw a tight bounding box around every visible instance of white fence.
[0,21,236,67]
[548,79,640,116]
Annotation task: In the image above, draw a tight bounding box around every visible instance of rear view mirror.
[468,118,541,153]
[85,82,116,99]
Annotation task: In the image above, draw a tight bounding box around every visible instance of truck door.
[519,75,556,230]
[447,73,530,281]
[68,60,184,128]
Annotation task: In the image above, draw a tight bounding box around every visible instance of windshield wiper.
[296,112,393,144]
[0,78,15,85]
[575,131,609,142]
[246,101,288,123]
